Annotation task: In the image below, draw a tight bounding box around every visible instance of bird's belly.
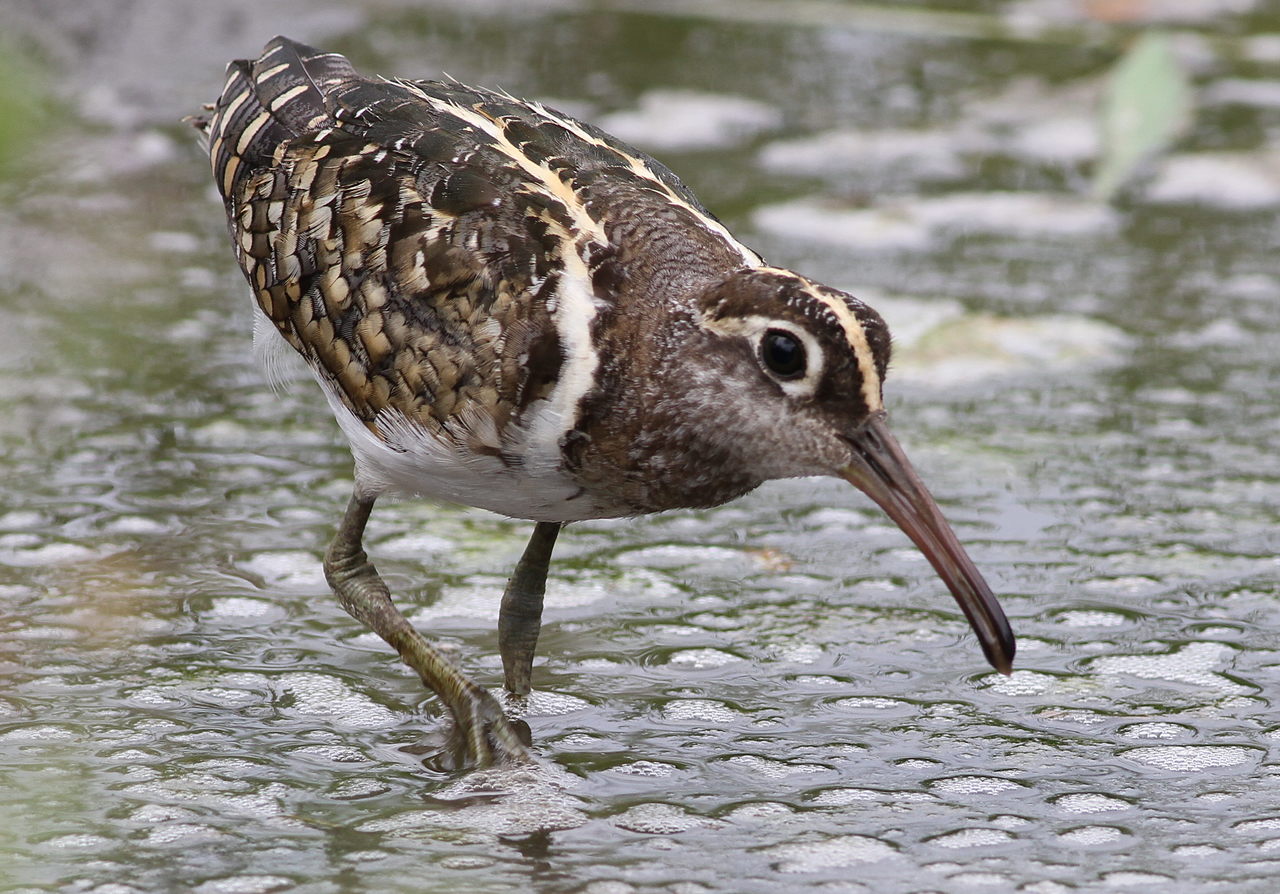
[318,381,627,523]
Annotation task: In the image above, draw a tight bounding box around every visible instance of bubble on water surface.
[0,509,44,529]
[143,823,227,845]
[1173,843,1223,856]
[0,540,101,566]
[148,230,200,254]
[609,760,678,778]
[928,775,1022,795]
[288,743,368,764]
[599,89,780,152]
[662,699,739,724]
[612,802,719,834]
[192,686,258,707]
[329,777,390,800]
[1118,722,1193,740]
[886,312,1132,387]
[0,724,78,743]
[928,828,1014,848]
[101,515,170,535]
[1122,745,1260,772]
[276,672,400,729]
[722,801,797,822]
[129,804,198,824]
[769,642,824,664]
[615,544,748,571]
[43,833,113,849]
[1053,793,1132,813]
[239,551,326,590]
[406,581,499,620]
[1008,115,1099,165]
[790,674,843,687]
[582,882,636,894]
[521,689,592,716]
[1058,825,1126,845]
[948,871,1017,887]
[373,530,456,556]
[722,755,830,778]
[201,597,281,621]
[1143,152,1280,208]
[666,648,743,669]
[765,834,898,871]
[1100,871,1174,886]
[753,192,1118,254]
[191,876,293,894]
[1203,77,1280,108]
[1091,642,1241,693]
[358,765,587,837]
[808,788,935,806]
[830,696,911,712]
[1054,610,1130,628]
[758,127,968,182]
[985,670,1058,696]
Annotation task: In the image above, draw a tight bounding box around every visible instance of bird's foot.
[419,688,533,773]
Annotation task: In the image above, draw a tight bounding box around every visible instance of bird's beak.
[838,413,1015,674]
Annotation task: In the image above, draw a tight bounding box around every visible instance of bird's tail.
[193,36,357,201]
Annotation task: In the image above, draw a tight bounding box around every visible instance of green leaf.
[1092,31,1193,202]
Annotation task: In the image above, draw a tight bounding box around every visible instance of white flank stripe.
[516,212,603,473]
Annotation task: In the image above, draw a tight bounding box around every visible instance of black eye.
[760,329,806,379]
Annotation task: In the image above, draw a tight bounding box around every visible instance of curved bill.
[838,413,1015,674]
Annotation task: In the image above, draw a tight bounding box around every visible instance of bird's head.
[696,267,1015,674]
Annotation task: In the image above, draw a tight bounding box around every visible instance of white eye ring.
[703,314,824,398]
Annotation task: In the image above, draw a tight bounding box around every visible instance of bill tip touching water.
[196,35,1015,767]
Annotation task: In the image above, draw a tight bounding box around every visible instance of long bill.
[838,413,1015,674]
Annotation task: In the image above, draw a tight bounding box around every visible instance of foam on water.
[1143,152,1280,208]
[598,89,781,152]
[929,776,1023,796]
[929,828,1015,848]
[1122,745,1261,772]
[1090,642,1242,694]
[1052,793,1133,813]
[753,192,1119,252]
[764,834,898,871]
[276,672,401,730]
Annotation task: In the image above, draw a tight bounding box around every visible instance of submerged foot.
[416,688,534,773]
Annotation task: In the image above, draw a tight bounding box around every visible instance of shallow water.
[3,1,1280,892]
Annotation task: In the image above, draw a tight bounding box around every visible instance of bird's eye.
[760,329,806,380]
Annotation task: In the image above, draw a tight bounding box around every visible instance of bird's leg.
[498,522,561,696]
[323,492,531,768]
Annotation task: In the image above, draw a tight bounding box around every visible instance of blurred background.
[3,1,1280,892]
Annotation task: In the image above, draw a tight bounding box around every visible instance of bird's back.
[198,37,759,518]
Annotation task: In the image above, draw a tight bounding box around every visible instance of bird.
[194,36,1015,769]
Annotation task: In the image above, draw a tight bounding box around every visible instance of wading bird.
[196,37,1015,768]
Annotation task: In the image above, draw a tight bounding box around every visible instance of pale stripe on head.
[755,266,885,413]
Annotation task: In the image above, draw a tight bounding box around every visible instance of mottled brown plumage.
[205,38,756,485]
[197,37,1014,769]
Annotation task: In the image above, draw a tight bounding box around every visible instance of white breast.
[312,377,626,522]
